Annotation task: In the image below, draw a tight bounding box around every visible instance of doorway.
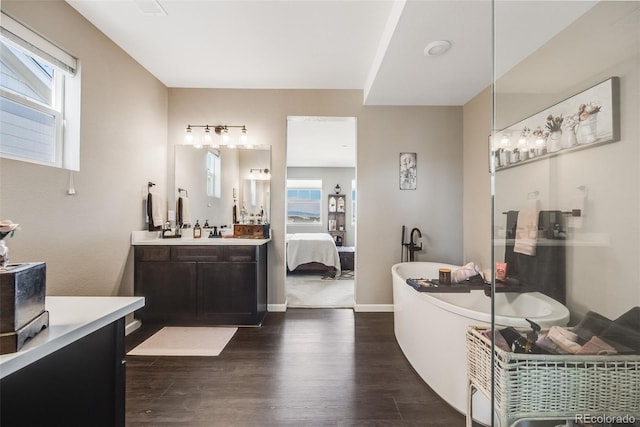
[285,116,356,308]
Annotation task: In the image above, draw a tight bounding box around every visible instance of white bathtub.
[392,262,570,425]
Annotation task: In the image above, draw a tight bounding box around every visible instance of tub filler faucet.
[401,226,424,262]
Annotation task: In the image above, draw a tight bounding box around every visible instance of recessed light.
[134,0,167,16]
[424,40,452,57]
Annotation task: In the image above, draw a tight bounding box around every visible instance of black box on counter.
[0,262,49,354]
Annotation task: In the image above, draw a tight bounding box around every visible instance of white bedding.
[286,233,341,275]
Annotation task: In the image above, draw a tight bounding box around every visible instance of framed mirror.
[173,145,270,227]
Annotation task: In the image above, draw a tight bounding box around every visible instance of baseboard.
[125,319,142,336]
[268,303,287,312]
[353,304,395,312]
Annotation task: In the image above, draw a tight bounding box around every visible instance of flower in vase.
[578,102,601,121]
[0,220,19,240]
[563,114,579,132]
[545,114,563,133]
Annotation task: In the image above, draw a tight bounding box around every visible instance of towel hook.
[178,188,189,197]
[147,182,156,194]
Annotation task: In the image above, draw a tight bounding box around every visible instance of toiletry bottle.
[204,219,210,228]
[233,202,238,224]
[193,220,202,238]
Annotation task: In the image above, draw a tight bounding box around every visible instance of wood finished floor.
[125,309,475,426]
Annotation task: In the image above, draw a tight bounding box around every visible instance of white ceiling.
[65,0,597,166]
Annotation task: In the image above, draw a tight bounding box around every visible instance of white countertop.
[131,230,271,246]
[0,296,144,379]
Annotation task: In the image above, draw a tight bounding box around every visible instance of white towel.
[178,196,192,226]
[149,191,165,228]
[514,198,539,256]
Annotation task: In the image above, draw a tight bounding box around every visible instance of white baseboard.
[125,319,142,336]
[268,303,287,312]
[353,304,395,312]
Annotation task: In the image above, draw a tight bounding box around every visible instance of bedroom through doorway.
[285,116,356,308]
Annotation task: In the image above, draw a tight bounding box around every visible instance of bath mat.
[127,326,237,356]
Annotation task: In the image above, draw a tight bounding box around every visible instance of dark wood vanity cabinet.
[134,244,267,325]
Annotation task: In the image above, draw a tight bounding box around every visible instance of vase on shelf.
[547,130,562,153]
[561,128,578,148]
[579,113,598,144]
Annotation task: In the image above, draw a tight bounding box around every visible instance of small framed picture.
[399,152,417,190]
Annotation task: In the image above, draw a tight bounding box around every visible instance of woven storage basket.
[466,326,640,426]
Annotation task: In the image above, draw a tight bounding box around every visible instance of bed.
[286,233,341,277]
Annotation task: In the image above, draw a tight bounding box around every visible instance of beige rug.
[128,326,237,356]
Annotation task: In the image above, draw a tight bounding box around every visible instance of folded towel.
[148,191,165,229]
[452,262,482,283]
[178,196,192,226]
[573,310,613,343]
[514,198,540,256]
[548,325,582,353]
[576,336,617,355]
[536,335,569,354]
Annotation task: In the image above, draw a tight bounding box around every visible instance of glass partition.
[490,2,639,426]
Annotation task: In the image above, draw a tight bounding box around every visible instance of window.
[0,12,80,170]
[287,179,322,224]
[206,150,221,198]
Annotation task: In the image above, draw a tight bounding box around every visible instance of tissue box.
[1,262,46,333]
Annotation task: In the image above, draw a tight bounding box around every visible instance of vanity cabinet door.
[135,261,197,322]
[197,262,257,323]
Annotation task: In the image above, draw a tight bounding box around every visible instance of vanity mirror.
[173,145,271,228]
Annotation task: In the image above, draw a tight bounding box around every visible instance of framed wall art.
[491,77,620,171]
[400,152,417,190]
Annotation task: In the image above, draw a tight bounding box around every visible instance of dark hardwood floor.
[125,309,472,426]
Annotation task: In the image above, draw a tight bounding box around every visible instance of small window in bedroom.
[0,12,81,170]
[287,179,322,224]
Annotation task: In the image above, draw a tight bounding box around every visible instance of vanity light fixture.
[249,168,270,180]
[184,124,248,147]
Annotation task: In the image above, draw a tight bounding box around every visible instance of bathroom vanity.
[132,232,269,326]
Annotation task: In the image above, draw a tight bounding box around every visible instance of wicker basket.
[466,326,640,426]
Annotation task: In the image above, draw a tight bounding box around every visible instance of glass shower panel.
[491,1,640,426]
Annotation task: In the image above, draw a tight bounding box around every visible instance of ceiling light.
[424,40,452,57]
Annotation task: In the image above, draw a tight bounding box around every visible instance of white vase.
[0,240,8,268]
[561,129,577,148]
[547,131,562,153]
[579,113,598,144]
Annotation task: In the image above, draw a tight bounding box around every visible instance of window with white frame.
[0,12,81,170]
[206,150,221,198]
[287,179,322,224]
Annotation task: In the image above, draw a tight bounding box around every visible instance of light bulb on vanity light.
[203,126,213,145]
[240,126,248,143]
[184,125,193,144]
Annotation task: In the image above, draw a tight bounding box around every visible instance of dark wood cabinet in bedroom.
[134,244,267,326]
[328,194,346,246]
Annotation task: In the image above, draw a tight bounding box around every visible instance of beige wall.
[462,87,492,273]
[168,89,463,308]
[0,1,168,297]
[463,1,640,321]
[1,1,464,311]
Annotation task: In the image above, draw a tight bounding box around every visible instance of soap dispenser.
[193,220,202,238]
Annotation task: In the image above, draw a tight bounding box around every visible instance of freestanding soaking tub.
[392,262,570,425]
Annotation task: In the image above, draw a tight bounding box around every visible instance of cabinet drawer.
[171,246,223,262]
[135,246,170,261]
[224,246,256,262]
